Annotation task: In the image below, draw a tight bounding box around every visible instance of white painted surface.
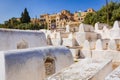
[110,21,120,39]
[79,23,94,32]
[75,32,98,47]
[47,59,112,80]
[105,66,120,80]
[75,32,86,46]
[51,38,62,46]
[66,25,70,32]
[70,49,79,59]
[92,50,120,63]
[96,39,103,50]
[83,40,90,50]
[108,39,117,50]
[80,50,92,58]
[0,52,5,80]
[62,38,75,47]
[1,46,73,80]
[0,28,47,51]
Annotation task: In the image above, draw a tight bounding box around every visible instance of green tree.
[4,17,20,29]
[84,1,120,26]
[0,24,4,28]
[84,12,97,26]
[20,8,31,23]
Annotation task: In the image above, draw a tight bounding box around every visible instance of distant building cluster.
[31,8,95,29]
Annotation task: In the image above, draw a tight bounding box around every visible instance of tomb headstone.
[82,40,90,50]
[79,23,85,32]
[102,26,110,39]
[102,39,110,50]
[112,21,120,30]
[108,39,117,50]
[68,33,73,39]
[50,32,62,46]
[95,39,103,50]
[75,32,86,46]
[89,41,96,50]
[62,33,75,47]
[110,21,120,39]
[66,25,70,32]
[79,23,93,32]
[95,22,99,31]
[103,26,108,31]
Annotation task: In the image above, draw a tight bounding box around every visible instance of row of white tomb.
[0,29,74,80]
[1,21,120,80]
[42,21,120,80]
[41,21,120,52]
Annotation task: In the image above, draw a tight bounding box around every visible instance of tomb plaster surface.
[0,28,47,51]
[47,59,112,80]
[105,66,120,80]
[0,46,74,80]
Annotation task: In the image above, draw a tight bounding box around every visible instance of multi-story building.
[40,10,73,29]
[40,8,95,30]
[74,8,95,22]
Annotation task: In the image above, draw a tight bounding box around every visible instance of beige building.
[40,8,95,29]
[74,8,95,22]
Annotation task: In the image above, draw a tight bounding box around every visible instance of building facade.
[39,8,95,29]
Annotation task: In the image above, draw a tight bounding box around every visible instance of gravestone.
[2,46,74,80]
[66,25,70,32]
[110,21,120,39]
[102,26,110,39]
[0,29,47,51]
[89,41,96,50]
[62,33,75,47]
[47,59,112,80]
[83,40,90,50]
[95,22,99,31]
[96,39,103,50]
[75,32,86,46]
[108,39,117,50]
[112,21,120,30]
[79,23,85,32]
[79,23,93,32]
[68,33,73,39]
[102,39,110,50]
[50,32,62,46]
[103,26,108,31]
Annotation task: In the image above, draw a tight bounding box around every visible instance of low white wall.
[0,52,5,80]
[62,38,76,47]
[70,49,79,59]
[75,32,99,47]
[47,59,112,80]
[105,66,120,80]
[92,50,120,63]
[90,59,112,80]
[80,50,92,58]
[0,46,74,80]
[0,28,47,51]
[50,38,61,46]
